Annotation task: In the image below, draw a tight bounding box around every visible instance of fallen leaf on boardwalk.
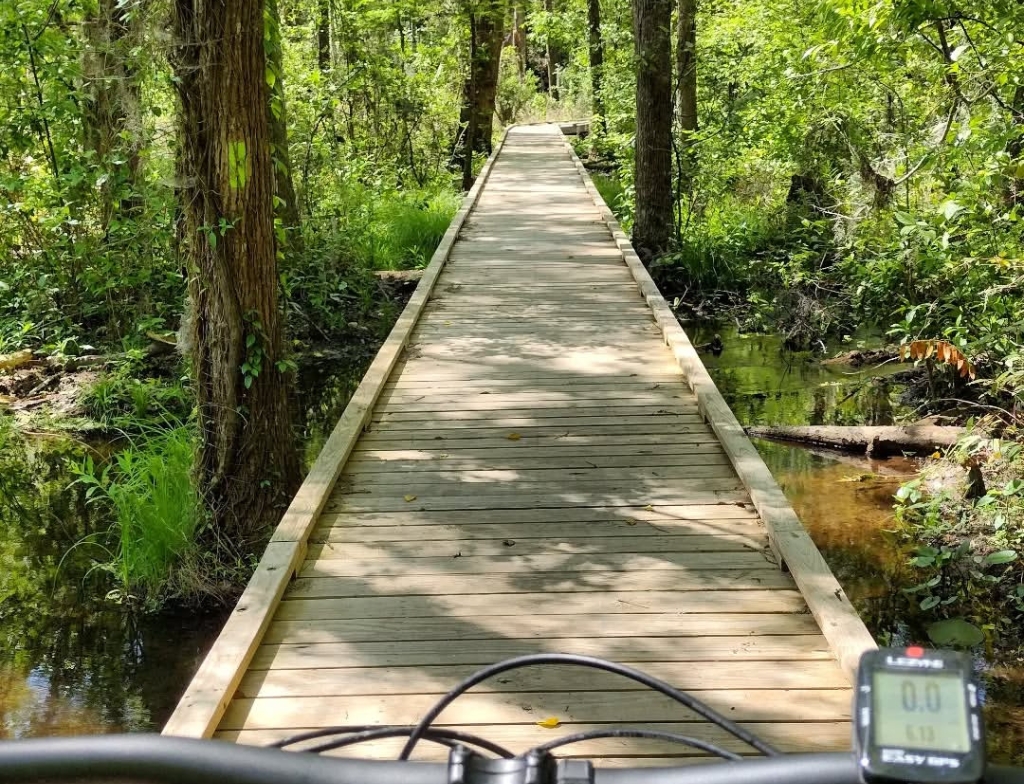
[626,519,638,526]
[644,504,654,511]
[404,494,417,502]
[506,433,522,441]
[536,717,561,729]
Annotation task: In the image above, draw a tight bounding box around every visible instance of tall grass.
[314,185,461,271]
[71,424,205,604]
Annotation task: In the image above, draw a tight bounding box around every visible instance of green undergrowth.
[69,423,223,607]
[894,427,1024,647]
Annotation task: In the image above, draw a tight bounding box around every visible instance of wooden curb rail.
[161,131,512,739]
[559,131,877,682]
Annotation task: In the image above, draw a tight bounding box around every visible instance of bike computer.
[855,647,984,784]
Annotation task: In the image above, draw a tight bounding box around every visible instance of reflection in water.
[689,325,908,427]
[0,424,229,737]
[0,352,371,739]
[694,324,1023,765]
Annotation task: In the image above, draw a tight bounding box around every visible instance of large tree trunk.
[675,0,697,188]
[631,0,674,262]
[82,0,143,229]
[266,0,303,255]
[543,0,563,99]
[588,0,605,131]
[171,0,300,541]
[455,0,505,190]
[317,0,331,71]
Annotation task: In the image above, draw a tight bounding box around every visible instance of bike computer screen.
[855,647,984,784]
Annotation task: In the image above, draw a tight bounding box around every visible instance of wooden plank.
[275,590,806,621]
[372,407,702,425]
[352,434,723,451]
[220,688,851,730]
[384,366,683,384]
[300,535,760,561]
[339,466,737,488]
[317,504,757,528]
[220,721,851,756]
[161,541,304,738]
[377,388,689,407]
[310,520,764,544]
[382,375,682,390]
[329,488,749,513]
[248,635,834,671]
[301,550,774,574]
[263,613,823,646]
[287,569,788,598]
[344,453,733,473]
[350,442,727,459]
[334,482,745,505]
[358,426,718,444]
[237,660,848,699]
[561,130,876,681]
[372,404,700,423]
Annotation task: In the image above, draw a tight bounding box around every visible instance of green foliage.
[496,48,541,125]
[70,425,206,605]
[83,367,192,430]
[582,0,1024,374]
[895,432,1024,640]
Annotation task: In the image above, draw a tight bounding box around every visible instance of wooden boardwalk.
[164,125,876,765]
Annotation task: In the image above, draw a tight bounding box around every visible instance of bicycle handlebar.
[0,735,1022,784]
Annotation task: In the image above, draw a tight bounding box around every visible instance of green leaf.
[939,199,963,222]
[926,618,984,647]
[920,595,941,610]
[982,550,1016,565]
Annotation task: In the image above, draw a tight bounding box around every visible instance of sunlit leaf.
[536,717,561,729]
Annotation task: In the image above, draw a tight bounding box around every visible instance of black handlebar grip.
[0,735,447,784]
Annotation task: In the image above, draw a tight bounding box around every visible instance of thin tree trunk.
[454,0,505,190]
[588,0,605,130]
[170,0,300,541]
[317,0,331,71]
[266,0,303,254]
[543,0,563,98]
[675,0,696,188]
[513,1,527,77]
[82,0,143,229]
[632,0,674,262]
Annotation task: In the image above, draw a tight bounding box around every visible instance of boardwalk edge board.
[161,131,512,740]
[558,130,877,682]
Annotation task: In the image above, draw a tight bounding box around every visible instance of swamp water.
[0,358,367,739]
[692,325,1023,762]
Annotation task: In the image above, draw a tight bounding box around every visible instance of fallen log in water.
[746,424,965,457]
